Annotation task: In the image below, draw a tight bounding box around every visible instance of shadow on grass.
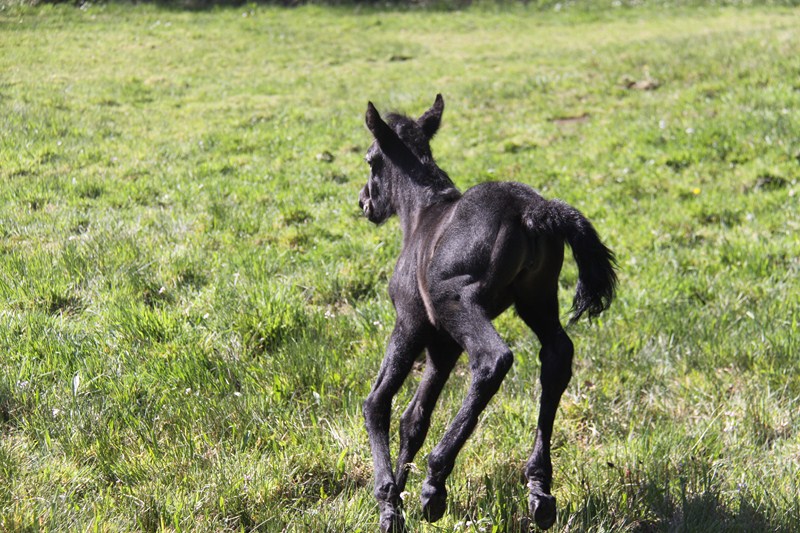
[435,461,787,533]
[630,491,776,532]
[576,478,785,533]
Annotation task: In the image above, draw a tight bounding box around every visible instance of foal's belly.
[486,290,516,320]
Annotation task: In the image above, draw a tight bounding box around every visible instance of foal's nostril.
[359,185,371,213]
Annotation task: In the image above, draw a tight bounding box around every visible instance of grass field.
[1,1,799,531]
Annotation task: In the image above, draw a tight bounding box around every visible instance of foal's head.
[358,94,447,224]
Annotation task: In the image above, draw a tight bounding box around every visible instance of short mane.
[385,112,457,195]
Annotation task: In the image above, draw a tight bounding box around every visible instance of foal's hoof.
[379,501,405,533]
[421,480,447,523]
[529,493,557,530]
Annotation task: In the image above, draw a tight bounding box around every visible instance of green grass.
[1,1,799,531]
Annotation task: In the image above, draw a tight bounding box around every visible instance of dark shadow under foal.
[358,95,617,532]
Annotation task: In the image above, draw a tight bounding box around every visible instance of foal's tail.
[524,199,618,325]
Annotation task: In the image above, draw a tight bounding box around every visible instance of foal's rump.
[423,182,552,315]
[422,180,616,324]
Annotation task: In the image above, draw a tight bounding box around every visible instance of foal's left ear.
[366,101,401,150]
[418,94,444,140]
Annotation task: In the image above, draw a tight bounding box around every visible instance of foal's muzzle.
[359,185,374,220]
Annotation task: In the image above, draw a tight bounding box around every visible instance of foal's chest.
[388,250,420,304]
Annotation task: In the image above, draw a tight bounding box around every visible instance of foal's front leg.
[363,320,426,533]
[395,334,461,492]
[420,306,514,523]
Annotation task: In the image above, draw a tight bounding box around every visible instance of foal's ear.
[418,94,444,140]
[366,101,402,152]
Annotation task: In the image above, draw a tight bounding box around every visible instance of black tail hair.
[524,199,618,325]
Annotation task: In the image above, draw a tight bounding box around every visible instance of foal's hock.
[359,94,617,532]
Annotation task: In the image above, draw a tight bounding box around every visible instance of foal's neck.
[396,165,461,241]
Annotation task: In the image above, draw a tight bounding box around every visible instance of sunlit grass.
[1,1,799,531]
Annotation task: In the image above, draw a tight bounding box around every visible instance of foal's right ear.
[418,94,444,140]
[366,101,402,152]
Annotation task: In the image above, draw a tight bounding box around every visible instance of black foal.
[358,95,617,532]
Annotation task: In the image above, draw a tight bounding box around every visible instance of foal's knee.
[494,349,514,380]
[363,391,389,430]
[472,349,514,394]
[399,403,426,448]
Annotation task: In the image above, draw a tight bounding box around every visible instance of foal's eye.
[367,154,383,171]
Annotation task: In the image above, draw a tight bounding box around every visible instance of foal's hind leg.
[363,319,428,533]
[516,295,574,530]
[420,305,514,523]
[395,334,461,492]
